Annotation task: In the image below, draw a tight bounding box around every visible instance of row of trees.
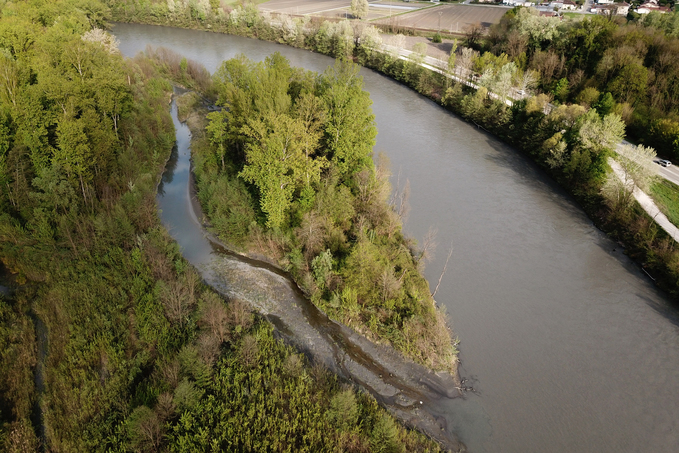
[357,35,679,295]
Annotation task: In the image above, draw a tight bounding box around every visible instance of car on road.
[657,159,672,167]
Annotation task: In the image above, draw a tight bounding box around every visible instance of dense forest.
[184,53,457,372]
[0,1,448,451]
[481,8,679,160]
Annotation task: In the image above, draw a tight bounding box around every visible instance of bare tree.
[464,22,483,48]
[296,211,326,260]
[199,292,230,342]
[456,47,477,81]
[516,69,538,96]
[417,226,438,269]
[432,242,454,298]
[389,168,410,221]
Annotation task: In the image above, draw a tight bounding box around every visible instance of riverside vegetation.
[104,0,679,299]
[0,1,448,451]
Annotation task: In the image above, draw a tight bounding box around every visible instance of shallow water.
[115,23,679,452]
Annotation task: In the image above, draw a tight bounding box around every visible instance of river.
[114,23,679,452]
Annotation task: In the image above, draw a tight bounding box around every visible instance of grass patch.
[650,178,679,226]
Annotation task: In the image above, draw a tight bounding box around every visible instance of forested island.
[183,54,457,372]
[0,1,453,451]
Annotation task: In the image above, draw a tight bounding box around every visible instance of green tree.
[239,112,307,228]
[55,117,93,203]
[206,110,228,171]
[320,62,376,180]
[351,0,369,20]
[606,63,648,105]
[577,109,626,152]
[552,77,569,103]
[593,92,616,116]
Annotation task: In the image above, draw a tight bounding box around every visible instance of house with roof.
[591,2,629,15]
[637,0,671,14]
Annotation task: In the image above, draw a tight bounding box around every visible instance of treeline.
[189,53,457,372]
[0,1,446,451]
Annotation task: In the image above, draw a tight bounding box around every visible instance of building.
[637,0,671,14]
[591,2,629,15]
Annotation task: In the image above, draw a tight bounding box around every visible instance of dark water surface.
[114,23,679,452]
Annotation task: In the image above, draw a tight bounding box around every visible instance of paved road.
[653,160,679,186]
[617,140,679,187]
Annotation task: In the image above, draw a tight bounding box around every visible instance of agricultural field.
[259,0,355,16]
[259,0,429,19]
[375,4,510,32]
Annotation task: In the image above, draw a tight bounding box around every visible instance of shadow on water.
[638,292,679,329]
[157,96,467,451]
[158,142,179,195]
[482,136,589,219]
[483,132,679,315]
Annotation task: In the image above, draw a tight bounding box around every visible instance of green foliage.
[311,249,333,289]
[371,414,405,453]
[351,0,370,20]
[593,92,616,116]
[327,388,358,429]
[189,54,456,371]
[552,77,569,104]
[648,118,679,159]
[163,322,443,452]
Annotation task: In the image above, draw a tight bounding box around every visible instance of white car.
[658,159,672,167]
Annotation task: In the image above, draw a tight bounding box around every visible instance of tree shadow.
[481,133,590,221]
[157,142,179,196]
[480,130,679,319]
[637,292,679,329]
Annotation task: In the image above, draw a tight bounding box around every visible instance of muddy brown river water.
[114,23,679,452]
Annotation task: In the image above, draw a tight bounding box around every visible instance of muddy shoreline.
[168,97,466,451]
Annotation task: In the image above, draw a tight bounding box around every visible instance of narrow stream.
[157,96,465,450]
